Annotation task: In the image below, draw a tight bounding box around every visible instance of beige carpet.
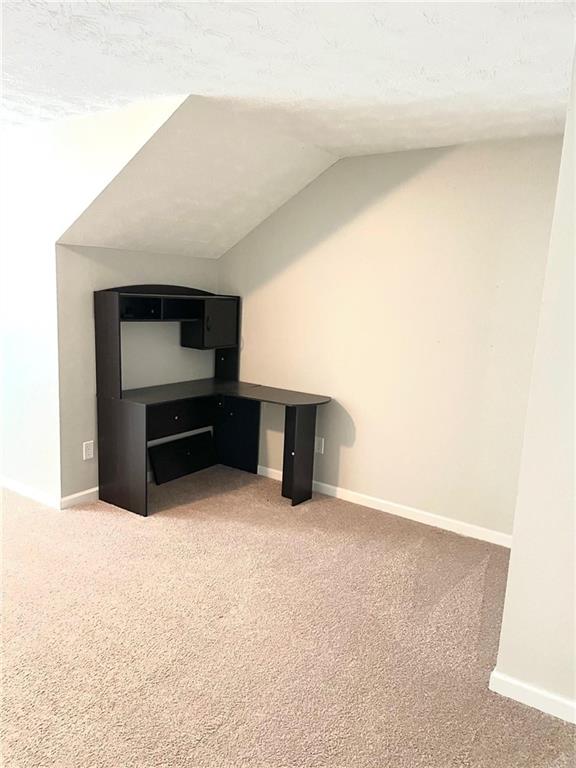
[2,466,574,767]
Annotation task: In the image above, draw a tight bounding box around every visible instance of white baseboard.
[258,466,283,482]
[257,465,512,548]
[489,669,576,723]
[1,475,100,510]
[59,471,166,509]
[1,476,60,509]
[6,465,512,548]
[60,487,99,509]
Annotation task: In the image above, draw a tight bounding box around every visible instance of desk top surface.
[122,378,331,407]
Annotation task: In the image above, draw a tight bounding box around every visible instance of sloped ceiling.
[60,97,336,258]
[5,2,575,259]
[4,1,575,155]
[2,96,188,247]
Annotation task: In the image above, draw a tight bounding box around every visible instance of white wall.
[56,244,219,498]
[490,71,575,722]
[0,98,184,505]
[218,136,561,536]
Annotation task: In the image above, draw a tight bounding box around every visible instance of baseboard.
[0,476,60,509]
[489,669,576,723]
[59,470,173,508]
[257,465,512,548]
[1,474,101,511]
[258,466,283,482]
[5,465,512,547]
[60,487,99,509]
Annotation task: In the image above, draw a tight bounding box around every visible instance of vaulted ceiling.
[4,1,575,154]
[60,96,336,258]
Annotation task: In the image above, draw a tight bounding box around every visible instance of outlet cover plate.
[83,440,94,461]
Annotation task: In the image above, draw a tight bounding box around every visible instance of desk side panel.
[94,291,122,398]
[215,297,240,380]
[282,405,317,505]
[97,397,147,515]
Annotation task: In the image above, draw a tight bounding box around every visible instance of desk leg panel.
[97,397,148,516]
[282,405,317,505]
[215,396,260,474]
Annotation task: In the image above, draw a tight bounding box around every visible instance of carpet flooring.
[2,466,574,767]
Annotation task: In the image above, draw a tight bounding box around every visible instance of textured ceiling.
[3,1,575,154]
[60,97,336,257]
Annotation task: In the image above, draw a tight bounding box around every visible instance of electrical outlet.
[82,440,94,461]
[314,436,325,455]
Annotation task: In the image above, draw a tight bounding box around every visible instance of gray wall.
[218,136,562,535]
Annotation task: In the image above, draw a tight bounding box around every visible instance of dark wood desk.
[100,378,329,516]
[95,285,331,516]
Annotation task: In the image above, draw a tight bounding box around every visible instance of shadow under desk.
[97,378,331,516]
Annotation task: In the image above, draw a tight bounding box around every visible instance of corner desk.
[95,285,330,516]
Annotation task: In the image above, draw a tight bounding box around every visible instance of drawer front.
[148,431,215,484]
[147,397,216,440]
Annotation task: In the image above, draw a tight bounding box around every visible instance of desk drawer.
[149,431,215,484]
[147,397,216,440]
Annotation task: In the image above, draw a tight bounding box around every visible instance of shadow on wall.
[316,400,356,485]
[258,398,356,485]
[222,145,456,294]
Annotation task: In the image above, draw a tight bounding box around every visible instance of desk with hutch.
[94,285,330,516]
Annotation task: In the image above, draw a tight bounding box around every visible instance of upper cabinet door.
[204,298,238,348]
[180,297,239,349]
